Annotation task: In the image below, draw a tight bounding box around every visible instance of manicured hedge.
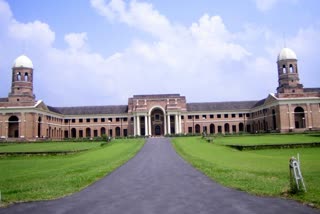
[228,142,320,151]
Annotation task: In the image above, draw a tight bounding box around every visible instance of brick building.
[0,48,319,140]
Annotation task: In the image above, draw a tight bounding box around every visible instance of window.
[71,119,75,123]
[224,114,228,118]
[181,116,184,120]
[64,119,69,123]
[195,115,199,119]
[86,118,90,123]
[246,113,250,117]
[188,127,193,133]
[123,118,128,122]
[217,114,221,118]
[101,118,105,122]
[188,115,192,119]
[155,114,160,121]
[79,118,83,123]
[130,117,134,122]
[202,115,206,119]
[109,118,113,122]
[116,118,120,122]
[210,114,214,119]
[231,114,236,118]
[93,118,98,123]
[239,113,243,118]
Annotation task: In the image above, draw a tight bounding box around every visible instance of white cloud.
[64,32,88,51]
[254,0,278,11]
[253,0,298,12]
[0,0,318,106]
[9,20,55,48]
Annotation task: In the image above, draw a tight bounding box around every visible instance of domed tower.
[8,55,36,104]
[276,48,303,95]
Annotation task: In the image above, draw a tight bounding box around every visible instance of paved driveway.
[1,138,318,214]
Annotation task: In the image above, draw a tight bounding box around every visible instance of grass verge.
[0,142,101,153]
[0,139,144,206]
[212,133,320,145]
[172,136,320,208]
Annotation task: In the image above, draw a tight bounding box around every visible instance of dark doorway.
[155,125,161,136]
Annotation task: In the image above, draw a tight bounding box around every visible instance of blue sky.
[0,0,319,106]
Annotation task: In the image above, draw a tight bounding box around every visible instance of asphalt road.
[1,138,318,214]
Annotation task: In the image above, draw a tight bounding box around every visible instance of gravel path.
[1,138,318,214]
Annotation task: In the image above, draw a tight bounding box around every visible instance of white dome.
[13,55,33,69]
[277,48,297,61]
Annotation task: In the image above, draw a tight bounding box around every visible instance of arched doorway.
[224,123,230,133]
[115,127,121,137]
[150,108,165,136]
[272,109,277,130]
[8,116,19,138]
[239,123,244,132]
[38,117,42,137]
[195,124,200,134]
[101,127,106,136]
[155,125,161,135]
[71,128,76,138]
[210,124,215,134]
[294,107,305,128]
[86,128,91,138]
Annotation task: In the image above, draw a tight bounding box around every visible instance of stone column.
[137,116,141,136]
[164,114,167,135]
[148,115,152,136]
[175,114,178,134]
[178,114,182,133]
[144,115,148,136]
[307,104,312,129]
[167,114,171,134]
[133,116,137,136]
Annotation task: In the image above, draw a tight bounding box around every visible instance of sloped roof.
[0,97,8,102]
[304,88,320,93]
[133,94,181,99]
[186,100,260,112]
[47,105,128,115]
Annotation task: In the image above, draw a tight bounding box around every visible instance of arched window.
[209,124,215,134]
[224,123,230,133]
[282,65,286,73]
[294,107,305,128]
[8,115,19,138]
[17,72,21,81]
[195,124,200,134]
[24,73,29,81]
[289,64,294,73]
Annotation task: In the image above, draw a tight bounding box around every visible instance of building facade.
[0,48,319,141]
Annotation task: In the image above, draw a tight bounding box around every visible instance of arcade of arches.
[0,48,320,140]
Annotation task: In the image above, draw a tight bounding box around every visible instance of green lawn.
[0,139,144,206]
[172,136,320,207]
[212,133,320,145]
[0,142,101,153]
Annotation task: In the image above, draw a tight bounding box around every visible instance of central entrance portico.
[129,94,186,136]
[150,107,165,136]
